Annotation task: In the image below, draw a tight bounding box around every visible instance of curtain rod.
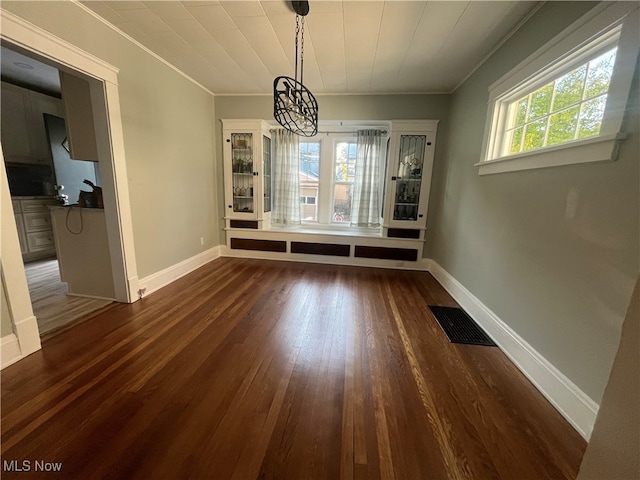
[270,129,388,135]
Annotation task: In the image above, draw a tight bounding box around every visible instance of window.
[478,3,639,175]
[299,141,320,221]
[333,142,357,224]
[506,47,616,155]
[298,126,388,227]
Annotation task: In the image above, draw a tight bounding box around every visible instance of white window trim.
[477,3,639,175]
[329,135,358,225]
[297,121,390,230]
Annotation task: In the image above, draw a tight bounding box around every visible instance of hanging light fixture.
[273,0,318,137]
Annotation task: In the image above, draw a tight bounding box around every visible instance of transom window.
[478,3,639,175]
[506,47,617,155]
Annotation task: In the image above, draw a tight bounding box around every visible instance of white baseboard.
[427,260,598,440]
[0,313,40,368]
[1,334,22,369]
[137,246,222,298]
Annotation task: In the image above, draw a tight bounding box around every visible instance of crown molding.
[451,1,546,94]
[70,0,214,96]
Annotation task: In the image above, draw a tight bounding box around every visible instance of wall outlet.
[200,237,204,246]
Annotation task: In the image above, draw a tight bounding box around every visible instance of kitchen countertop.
[50,205,104,211]
[11,195,57,200]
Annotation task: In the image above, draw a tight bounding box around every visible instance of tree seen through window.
[507,47,617,154]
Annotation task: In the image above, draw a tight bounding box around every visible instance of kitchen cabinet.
[11,196,58,261]
[1,83,32,163]
[59,71,99,162]
[44,113,98,205]
[222,120,272,229]
[13,200,28,254]
[383,120,438,239]
[0,82,63,165]
[50,206,115,299]
[30,91,66,162]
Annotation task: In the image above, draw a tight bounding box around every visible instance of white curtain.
[351,129,384,227]
[272,129,301,225]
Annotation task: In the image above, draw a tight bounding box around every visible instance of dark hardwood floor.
[1,257,586,479]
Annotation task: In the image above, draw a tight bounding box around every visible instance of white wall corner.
[13,315,42,357]
[1,316,42,369]
[126,275,140,304]
[137,246,222,299]
[1,334,22,369]
[426,260,599,440]
[417,257,433,271]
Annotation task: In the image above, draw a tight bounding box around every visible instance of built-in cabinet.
[222,120,272,229]
[383,120,438,239]
[222,119,438,265]
[1,82,63,165]
[12,196,58,261]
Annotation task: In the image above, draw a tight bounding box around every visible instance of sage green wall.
[214,94,450,239]
[577,276,639,479]
[2,1,218,279]
[1,279,13,337]
[429,1,639,402]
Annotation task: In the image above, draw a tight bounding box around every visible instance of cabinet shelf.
[224,120,272,227]
[384,120,438,234]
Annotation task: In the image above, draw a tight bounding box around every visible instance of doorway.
[1,10,138,361]
[2,46,115,335]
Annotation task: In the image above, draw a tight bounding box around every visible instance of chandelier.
[273,1,318,137]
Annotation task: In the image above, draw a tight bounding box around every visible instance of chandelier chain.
[294,15,300,84]
[300,16,305,86]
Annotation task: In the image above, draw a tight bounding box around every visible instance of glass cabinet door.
[392,135,426,221]
[263,135,271,213]
[231,133,254,213]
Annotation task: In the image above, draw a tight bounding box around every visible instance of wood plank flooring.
[1,258,586,479]
[24,258,112,335]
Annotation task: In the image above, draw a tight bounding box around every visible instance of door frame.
[1,8,139,364]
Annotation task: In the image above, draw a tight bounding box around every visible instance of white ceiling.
[77,1,540,95]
